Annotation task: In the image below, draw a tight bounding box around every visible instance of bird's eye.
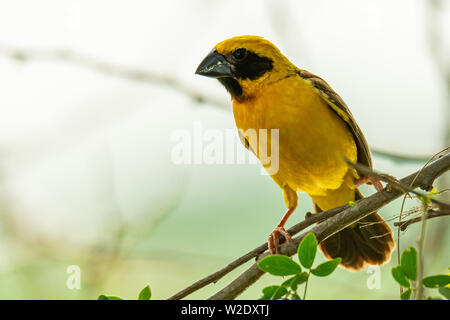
[232,48,248,61]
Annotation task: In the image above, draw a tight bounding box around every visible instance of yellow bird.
[196,36,394,270]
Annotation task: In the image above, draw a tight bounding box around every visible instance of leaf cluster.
[391,246,449,300]
[98,285,152,301]
[257,233,341,300]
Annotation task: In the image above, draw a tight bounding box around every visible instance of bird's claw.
[354,175,384,193]
[268,227,293,254]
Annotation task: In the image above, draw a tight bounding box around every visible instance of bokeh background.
[0,0,448,299]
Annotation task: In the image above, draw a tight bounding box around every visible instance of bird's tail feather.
[315,190,395,271]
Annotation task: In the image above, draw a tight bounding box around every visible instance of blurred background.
[0,0,448,299]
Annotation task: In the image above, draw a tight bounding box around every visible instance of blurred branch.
[394,208,450,231]
[169,152,450,300]
[0,44,432,164]
[370,149,429,163]
[0,44,229,109]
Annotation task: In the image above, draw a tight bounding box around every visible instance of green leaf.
[258,255,302,276]
[138,285,152,300]
[347,201,356,207]
[261,285,288,300]
[282,272,309,290]
[311,258,341,277]
[400,289,412,300]
[281,276,296,289]
[291,292,302,300]
[292,272,309,288]
[400,247,417,281]
[438,287,450,300]
[391,266,410,288]
[298,233,317,269]
[422,274,450,288]
[98,295,123,300]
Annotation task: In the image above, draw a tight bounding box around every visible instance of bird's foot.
[268,227,293,254]
[354,175,384,192]
[378,173,410,195]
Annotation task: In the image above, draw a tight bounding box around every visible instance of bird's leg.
[268,207,295,254]
[354,175,384,192]
[355,174,405,194]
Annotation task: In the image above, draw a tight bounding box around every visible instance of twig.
[206,153,450,300]
[344,156,450,211]
[414,201,429,300]
[168,205,347,300]
[348,148,450,294]
[0,45,229,110]
[391,146,450,294]
[371,150,430,164]
[302,270,311,300]
[361,147,449,296]
[394,208,450,231]
[357,205,429,228]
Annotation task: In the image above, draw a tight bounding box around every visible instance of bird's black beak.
[195,49,234,78]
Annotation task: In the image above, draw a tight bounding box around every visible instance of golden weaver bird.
[195,35,395,270]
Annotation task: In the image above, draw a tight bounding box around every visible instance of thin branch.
[0,44,229,110]
[371,149,430,164]
[302,270,311,300]
[167,205,347,300]
[0,44,433,164]
[394,208,450,231]
[347,150,449,296]
[345,153,450,211]
[170,152,450,300]
[392,146,450,295]
[352,146,449,296]
[414,201,429,300]
[206,152,450,300]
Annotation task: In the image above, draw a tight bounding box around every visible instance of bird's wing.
[297,69,373,168]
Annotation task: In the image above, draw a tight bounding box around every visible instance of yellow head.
[196,36,297,101]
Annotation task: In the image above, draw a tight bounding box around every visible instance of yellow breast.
[232,76,357,197]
